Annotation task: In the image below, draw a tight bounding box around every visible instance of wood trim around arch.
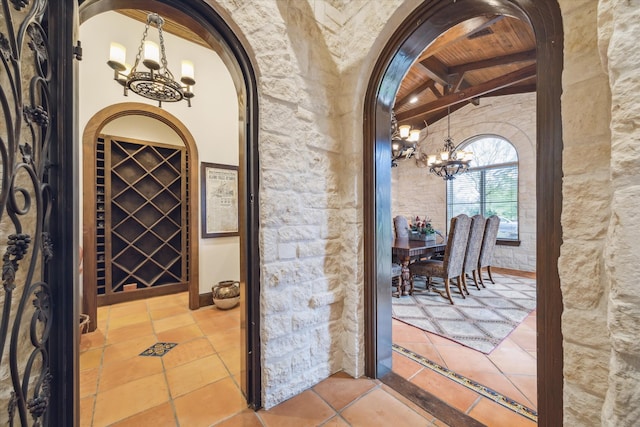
[363,1,563,426]
[81,102,201,332]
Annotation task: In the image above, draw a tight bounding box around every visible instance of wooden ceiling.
[394,15,536,129]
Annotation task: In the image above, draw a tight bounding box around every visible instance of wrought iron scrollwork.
[0,0,53,425]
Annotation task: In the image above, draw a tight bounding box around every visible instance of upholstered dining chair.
[393,215,410,239]
[408,214,471,305]
[462,214,487,291]
[391,262,403,298]
[478,215,501,286]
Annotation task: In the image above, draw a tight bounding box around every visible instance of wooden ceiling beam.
[394,79,436,110]
[397,63,536,125]
[449,49,536,75]
[416,59,450,88]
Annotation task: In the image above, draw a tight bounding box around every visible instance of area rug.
[392,273,536,354]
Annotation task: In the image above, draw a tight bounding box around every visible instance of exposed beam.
[477,82,536,98]
[397,63,536,125]
[395,79,435,110]
[423,101,470,127]
[449,49,536,75]
[418,57,450,87]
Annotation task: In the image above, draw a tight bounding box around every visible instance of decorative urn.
[212,280,240,310]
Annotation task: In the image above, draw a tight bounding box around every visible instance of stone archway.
[77,0,262,410]
[363,1,563,425]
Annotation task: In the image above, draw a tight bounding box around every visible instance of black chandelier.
[107,13,195,107]
[391,111,420,167]
[426,105,473,180]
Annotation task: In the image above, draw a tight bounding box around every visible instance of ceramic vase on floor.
[212,280,240,309]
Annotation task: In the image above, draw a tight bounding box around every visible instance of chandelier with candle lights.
[391,111,421,167]
[107,13,195,107]
[425,105,473,180]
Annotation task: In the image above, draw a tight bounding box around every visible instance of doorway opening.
[364,1,563,426]
[77,0,261,413]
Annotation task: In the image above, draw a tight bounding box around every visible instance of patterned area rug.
[392,273,536,354]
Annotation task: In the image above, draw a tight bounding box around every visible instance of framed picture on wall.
[201,162,239,238]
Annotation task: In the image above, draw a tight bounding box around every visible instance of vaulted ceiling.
[394,15,536,130]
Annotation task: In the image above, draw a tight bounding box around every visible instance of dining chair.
[478,215,501,286]
[391,262,402,298]
[462,214,487,291]
[408,214,471,304]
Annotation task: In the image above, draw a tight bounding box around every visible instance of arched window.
[447,135,519,241]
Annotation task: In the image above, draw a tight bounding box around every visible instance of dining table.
[392,238,446,296]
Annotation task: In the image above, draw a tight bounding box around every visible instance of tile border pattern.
[139,342,178,357]
[392,343,538,422]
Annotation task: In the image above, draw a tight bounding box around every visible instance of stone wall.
[212,0,640,421]
[597,1,640,426]
[558,0,613,425]
[392,92,537,272]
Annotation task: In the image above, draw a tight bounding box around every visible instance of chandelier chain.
[132,21,150,72]
[157,23,174,79]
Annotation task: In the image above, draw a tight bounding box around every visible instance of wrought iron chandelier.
[391,111,421,167]
[426,105,473,180]
[107,13,195,107]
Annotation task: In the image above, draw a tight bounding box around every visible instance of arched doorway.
[77,0,262,410]
[81,103,200,331]
[363,1,563,425]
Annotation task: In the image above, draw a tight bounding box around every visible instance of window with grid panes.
[447,135,519,241]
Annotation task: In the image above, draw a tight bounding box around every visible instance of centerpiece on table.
[409,216,436,243]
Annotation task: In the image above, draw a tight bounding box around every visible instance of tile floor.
[80,270,537,426]
[392,270,537,427]
[80,293,447,426]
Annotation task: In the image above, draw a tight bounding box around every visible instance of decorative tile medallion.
[140,342,178,357]
[393,343,538,423]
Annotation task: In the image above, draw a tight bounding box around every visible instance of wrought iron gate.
[0,1,55,425]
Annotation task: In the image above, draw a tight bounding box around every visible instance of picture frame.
[201,162,239,238]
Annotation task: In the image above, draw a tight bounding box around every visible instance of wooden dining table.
[392,238,446,296]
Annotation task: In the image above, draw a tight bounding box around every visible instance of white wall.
[79,11,240,294]
[392,92,537,272]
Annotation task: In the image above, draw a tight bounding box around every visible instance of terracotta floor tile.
[197,312,240,335]
[101,335,157,365]
[462,371,529,405]
[174,377,245,426]
[410,368,480,413]
[106,320,154,345]
[218,347,242,375]
[79,396,94,427]
[379,383,442,422]
[108,310,151,330]
[340,387,431,427]
[320,415,350,426]
[211,408,263,427]
[156,323,204,344]
[161,337,215,369]
[150,304,191,321]
[436,343,502,376]
[509,323,537,352]
[392,351,424,380]
[80,329,106,352]
[92,373,170,426]
[467,397,537,427]
[80,348,103,371]
[153,312,195,333]
[507,374,538,409]
[207,327,241,353]
[165,354,229,397]
[98,354,164,392]
[110,402,178,427]
[488,343,537,376]
[312,372,376,411]
[399,342,446,366]
[392,320,431,343]
[146,294,184,310]
[79,367,99,398]
[425,332,460,347]
[259,390,335,427]
[191,306,231,322]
